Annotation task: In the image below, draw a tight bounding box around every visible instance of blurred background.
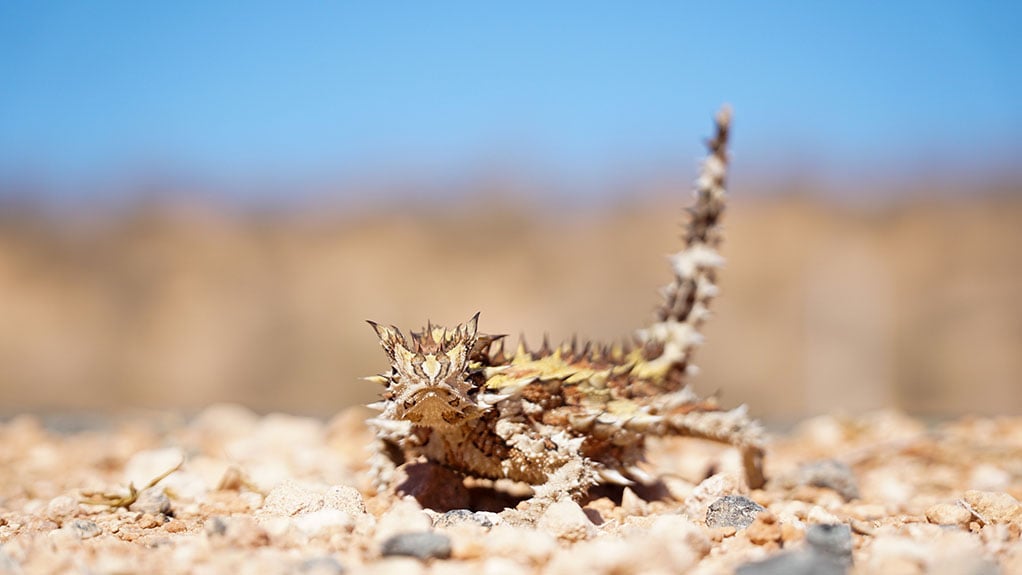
[1,2,1019,422]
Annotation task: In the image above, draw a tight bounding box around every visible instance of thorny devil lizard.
[365,107,765,509]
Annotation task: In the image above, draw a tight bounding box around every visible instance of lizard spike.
[539,333,552,356]
[626,465,656,485]
[597,467,635,486]
[478,393,512,407]
[515,334,530,360]
[490,338,506,363]
[362,375,389,386]
[366,400,387,411]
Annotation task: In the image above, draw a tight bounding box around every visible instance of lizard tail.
[635,106,731,379]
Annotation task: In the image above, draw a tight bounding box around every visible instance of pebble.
[796,460,859,501]
[735,548,847,575]
[261,480,326,516]
[805,523,852,562]
[925,502,973,527]
[434,509,501,529]
[374,498,432,542]
[324,485,366,515]
[45,495,79,521]
[705,495,765,529]
[69,519,102,540]
[293,509,356,536]
[684,473,740,520]
[962,490,1021,525]
[299,555,346,575]
[746,512,782,546]
[379,531,452,560]
[129,487,172,515]
[537,500,597,541]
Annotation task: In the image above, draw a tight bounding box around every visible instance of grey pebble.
[299,556,346,575]
[434,509,499,529]
[735,549,847,575]
[69,519,101,540]
[797,460,859,500]
[129,487,172,515]
[806,523,852,562]
[737,523,853,575]
[380,531,452,560]
[204,516,228,537]
[705,495,765,529]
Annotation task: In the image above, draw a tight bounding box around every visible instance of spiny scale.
[365,106,765,508]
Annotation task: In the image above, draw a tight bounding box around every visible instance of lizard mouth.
[400,389,474,426]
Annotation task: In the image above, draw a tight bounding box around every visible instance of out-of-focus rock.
[962,490,1021,525]
[379,531,452,560]
[129,487,172,515]
[537,500,597,541]
[795,460,859,501]
[925,502,973,527]
[684,473,740,521]
[434,509,501,529]
[45,495,79,521]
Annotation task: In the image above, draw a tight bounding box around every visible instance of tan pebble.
[781,522,804,541]
[807,505,841,525]
[374,498,431,542]
[261,479,325,516]
[225,516,270,547]
[537,500,596,541]
[137,514,161,529]
[711,526,737,541]
[962,490,1021,524]
[684,473,739,520]
[481,557,531,575]
[485,524,558,563]
[850,519,876,536]
[925,502,972,527]
[324,485,366,515]
[164,519,188,533]
[363,557,426,575]
[746,512,781,545]
[45,495,79,521]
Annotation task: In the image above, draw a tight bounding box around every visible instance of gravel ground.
[1,405,1019,574]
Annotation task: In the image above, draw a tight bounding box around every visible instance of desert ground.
[1,196,1020,573]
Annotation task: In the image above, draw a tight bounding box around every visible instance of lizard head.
[367,313,485,427]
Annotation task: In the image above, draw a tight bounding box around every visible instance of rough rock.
[706,495,766,529]
[962,490,1021,525]
[129,487,172,515]
[926,502,973,527]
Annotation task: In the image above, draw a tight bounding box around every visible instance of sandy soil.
[1,405,1019,574]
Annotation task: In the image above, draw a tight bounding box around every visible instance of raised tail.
[635,106,731,380]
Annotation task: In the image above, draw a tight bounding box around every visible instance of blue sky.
[1,1,1019,201]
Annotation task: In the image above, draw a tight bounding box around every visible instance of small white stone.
[292,509,355,536]
[260,480,326,517]
[374,498,432,542]
[807,505,842,525]
[684,472,739,521]
[537,500,596,541]
[324,485,365,515]
[45,495,79,520]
